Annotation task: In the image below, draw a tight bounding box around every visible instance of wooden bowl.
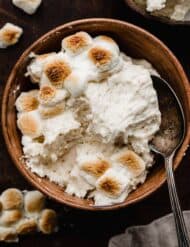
[125,0,190,25]
[2,18,190,211]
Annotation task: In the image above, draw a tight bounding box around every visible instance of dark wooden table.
[0,1,190,246]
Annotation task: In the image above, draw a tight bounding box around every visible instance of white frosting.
[16,32,161,206]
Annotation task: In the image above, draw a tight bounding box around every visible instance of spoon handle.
[165,154,190,247]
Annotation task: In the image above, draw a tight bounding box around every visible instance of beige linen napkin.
[109,211,190,247]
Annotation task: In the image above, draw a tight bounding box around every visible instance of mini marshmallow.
[24,191,45,214]
[26,53,56,83]
[17,111,42,138]
[0,227,18,242]
[12,0,42,15]
[42,53,72,88]
[0,23,23,49]
[64,71,88,97]
[16,218,37,234]
[1,189,23,210]
[15,90,39,112]
[87,35,121,74]
[39,86,68,106]
[0,210,22,226]
[38,209,57,234]
[116,149,145,177]
[62,31,93,55]
[96,167,130,198]
[39,102,65,119]
[81,159,110,178]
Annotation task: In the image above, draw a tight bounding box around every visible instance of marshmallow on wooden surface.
[0,189,23,210]
[0,210,22,226]
[38,209,57,234]
[0,227,18,243]
[62,31,93,56]
[24,191,45,214]
[15,90,39,113]
[0,23,23,48]
[12,0,42,15]
[16,218,37,234]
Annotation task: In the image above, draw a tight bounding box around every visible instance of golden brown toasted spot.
[0,201,2,213]
[33,135,45,143]
[98,177,121,196]
[1,210,22,226]
[1,189,23,210]
[81,160,110,177]
[21,95,39,112]
[16,219,37,234]
[0,229,17,242]
[89,47,112,66]
[45,60,71,87]
[39,103,65,119]
[24,191,45,213]
[38,209,57,234]
[118,150,145,176]
[39,86,56,102]
[3,29,18,44]
[65,32,89,52]
[17,114,39,136]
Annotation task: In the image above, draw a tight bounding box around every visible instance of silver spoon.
[150,75,190,247]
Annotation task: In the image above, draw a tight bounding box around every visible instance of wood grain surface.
[0,0,190,246]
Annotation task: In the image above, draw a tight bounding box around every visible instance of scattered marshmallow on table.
[12,0,42,15]
[0,188,58,243]
[0,23,23,49]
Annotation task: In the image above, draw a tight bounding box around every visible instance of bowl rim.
[125,0,190,26]
[2,18,190,211]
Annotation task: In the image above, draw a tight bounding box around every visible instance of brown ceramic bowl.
[2,18,190,211]
[125,0,190,25]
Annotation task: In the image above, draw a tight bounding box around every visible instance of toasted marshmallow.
[15,90,39,113]
[81,159,110,178]
[39,102,65,119]
[42,54,72,88]
[62,31,93,55]
[64,71,88,97]
[17,111,42,138]
[24,191,45,214]
[0,227,18,242]
[0,202,2,213]
[39,86,68,106]
[96,168,129,198]
[26,53,56,83]
[116,150,145,177]
[16,218,37,234]
[12,0,42,15]
[38,209,57,234]
[0,210,22,226]
[87,35,120,73]
[1,189,23,210]
[0,23,23,49]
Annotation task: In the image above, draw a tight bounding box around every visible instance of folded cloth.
[109,211,190,247]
